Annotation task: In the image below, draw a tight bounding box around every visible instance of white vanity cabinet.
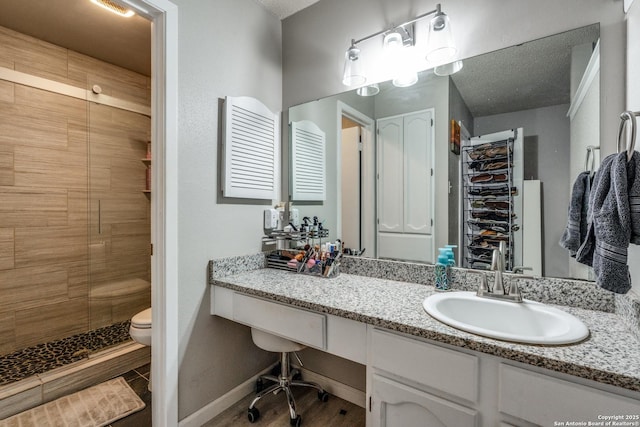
[210,283,640,427]
[210,286,368,364]
[367,327,640,427]
[368,328,479,427]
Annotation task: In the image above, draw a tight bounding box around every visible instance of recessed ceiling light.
[90,0,135,17]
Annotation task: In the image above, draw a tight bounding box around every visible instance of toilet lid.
[131,308,152,328]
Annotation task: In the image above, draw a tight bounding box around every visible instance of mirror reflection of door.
[377,110,435,263]
[341,117,362,252]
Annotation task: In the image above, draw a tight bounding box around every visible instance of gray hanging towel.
[559,171,591,256]
[576,151,640,294]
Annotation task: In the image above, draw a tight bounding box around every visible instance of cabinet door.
[370,374,478,427]
[377,117,404,232]
[403,111,433,234]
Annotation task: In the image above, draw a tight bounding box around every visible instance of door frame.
[336,101,375,256]
[120,0,178,425]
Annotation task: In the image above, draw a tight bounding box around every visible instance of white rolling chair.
[248,328,329,426]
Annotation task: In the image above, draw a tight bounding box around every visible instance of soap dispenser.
[435,248,450,291]
[444,244,457,267]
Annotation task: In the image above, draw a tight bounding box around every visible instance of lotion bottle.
[444,244,457,267]
[435,249,450,291]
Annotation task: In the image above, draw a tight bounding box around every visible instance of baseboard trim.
[178,364,276,427]
[179,364,367,427]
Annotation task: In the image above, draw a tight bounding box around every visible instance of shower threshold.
[0,321,133,387]
[0,337,150,420]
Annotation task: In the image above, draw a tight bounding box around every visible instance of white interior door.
[377,117,404,233]
[377,110,435,263]
[403,111,433,234]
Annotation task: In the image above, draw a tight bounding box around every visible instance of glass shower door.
[88,101,151,331]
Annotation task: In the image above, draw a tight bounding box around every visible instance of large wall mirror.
[287,23,600,281]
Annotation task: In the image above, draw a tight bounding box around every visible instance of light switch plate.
[264,209,279,229]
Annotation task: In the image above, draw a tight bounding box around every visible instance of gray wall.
[474,104,571,279]
[175,0,282,420]
[448,80,474,258]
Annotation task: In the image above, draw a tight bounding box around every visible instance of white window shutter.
[291,120,326,201]
[222,96,279,199]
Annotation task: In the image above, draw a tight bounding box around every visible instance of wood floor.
[205,387,366,427]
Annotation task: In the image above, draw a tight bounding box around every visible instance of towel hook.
[617,111,639,161]
[584,145,599,175]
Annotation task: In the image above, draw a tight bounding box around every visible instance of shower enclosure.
[88,101,151,331]
[0,25,151,385]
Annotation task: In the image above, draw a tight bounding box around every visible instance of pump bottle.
[434,248,450,291]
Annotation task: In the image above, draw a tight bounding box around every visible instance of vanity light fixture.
[356,83,380,96]
[383,29,419,87]
[434,60,464,76]
[342,43,366,86]
[90,0,135,17]
[342,3,458,89]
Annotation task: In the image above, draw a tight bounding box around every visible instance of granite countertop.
[212,268,640,393]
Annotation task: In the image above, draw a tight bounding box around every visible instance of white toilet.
[129,307,152,346]
[130,307,152,390]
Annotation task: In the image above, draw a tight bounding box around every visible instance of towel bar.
[617,110,640,161]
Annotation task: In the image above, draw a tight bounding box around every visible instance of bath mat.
[0,376,145,427]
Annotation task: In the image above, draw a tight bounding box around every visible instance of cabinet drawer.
[370,328,478,403]
[499,364,640,425]
[233,293,326,349]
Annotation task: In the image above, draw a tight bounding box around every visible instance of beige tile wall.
[0,25,151,354]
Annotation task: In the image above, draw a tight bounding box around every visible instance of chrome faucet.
[476,241,523,303]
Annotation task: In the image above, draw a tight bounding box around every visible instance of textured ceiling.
[257,0,322,19]
[450,24,600,117]
[0,0,152,76]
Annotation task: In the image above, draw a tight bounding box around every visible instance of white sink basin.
[423,291,589,345]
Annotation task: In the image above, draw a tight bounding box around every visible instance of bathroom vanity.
[209,257,640,426]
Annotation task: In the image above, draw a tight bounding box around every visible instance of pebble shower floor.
[0,321,131,386]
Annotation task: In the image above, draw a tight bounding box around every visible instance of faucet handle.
[475,271,490,296]
[479,273,489,291]
[507,279,524,302]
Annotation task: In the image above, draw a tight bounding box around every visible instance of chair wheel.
[248,407,260,423]
[290,415,302,426]
[256,378,264,393]
[318,391,329,402]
